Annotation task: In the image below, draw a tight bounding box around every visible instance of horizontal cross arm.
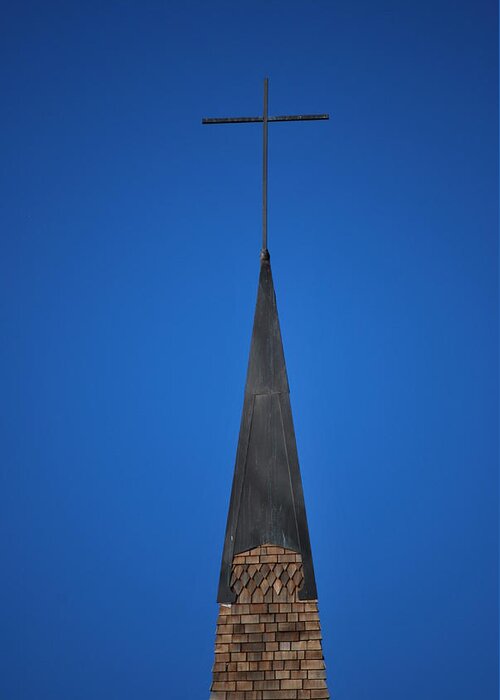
[202,116,263,124]
[270,114,329,122]
[202,113,329,125]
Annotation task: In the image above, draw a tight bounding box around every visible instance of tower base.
[210,545,330,700]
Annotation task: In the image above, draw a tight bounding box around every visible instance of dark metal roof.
[217,250,317,602]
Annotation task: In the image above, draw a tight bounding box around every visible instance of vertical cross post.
[262,77,269,253]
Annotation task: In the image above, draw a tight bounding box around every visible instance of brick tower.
[209,248,330,700]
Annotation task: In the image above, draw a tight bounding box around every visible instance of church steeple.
[205,79,330,700]
[217,250,317,602]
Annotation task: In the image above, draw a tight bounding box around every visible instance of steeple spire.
[217,250,317,602]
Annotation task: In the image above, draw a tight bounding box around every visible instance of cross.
[202,77,329,255]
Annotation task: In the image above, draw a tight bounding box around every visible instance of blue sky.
[0,2,498,699]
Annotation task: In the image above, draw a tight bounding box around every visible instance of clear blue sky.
[0,2,498,699]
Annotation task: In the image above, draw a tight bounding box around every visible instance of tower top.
[203,78,329,603]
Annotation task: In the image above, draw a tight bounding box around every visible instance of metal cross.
[202,77,329,254]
